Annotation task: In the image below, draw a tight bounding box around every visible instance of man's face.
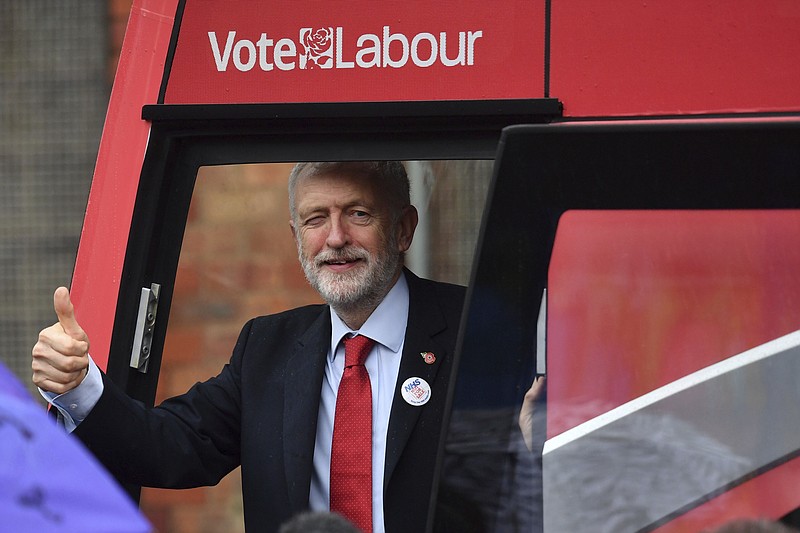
[290,171,416,310]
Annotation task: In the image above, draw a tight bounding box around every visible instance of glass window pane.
[140,160,492,530]
[545,210,800,532]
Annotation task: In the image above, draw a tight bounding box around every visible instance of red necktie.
[330,334,375,532]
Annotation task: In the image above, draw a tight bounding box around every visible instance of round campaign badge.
[401,377,431,406]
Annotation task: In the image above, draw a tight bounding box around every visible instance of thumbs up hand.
[32,287,91,394]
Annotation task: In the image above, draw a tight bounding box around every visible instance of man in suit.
[32,162,466,533]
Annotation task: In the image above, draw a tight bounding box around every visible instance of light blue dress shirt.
[40,357,102,433]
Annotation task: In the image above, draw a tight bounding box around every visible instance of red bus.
[71,1,800,531]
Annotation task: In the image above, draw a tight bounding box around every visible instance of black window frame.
[105,99,562,404]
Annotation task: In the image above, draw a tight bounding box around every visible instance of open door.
[438,118,800,532]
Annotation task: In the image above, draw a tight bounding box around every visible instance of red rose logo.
[301,28,333,69]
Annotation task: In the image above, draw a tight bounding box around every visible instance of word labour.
[209,26,484,72]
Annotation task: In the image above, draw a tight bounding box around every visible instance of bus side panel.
[71,0,177,369]
[550,1,800,117]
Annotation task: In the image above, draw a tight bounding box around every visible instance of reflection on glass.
[544,210,800,532]
[441,210,800,533]
[548,210,800,437]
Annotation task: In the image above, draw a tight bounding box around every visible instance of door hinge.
[129,283,160,373]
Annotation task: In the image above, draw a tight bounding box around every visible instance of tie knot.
[343,335,374,368]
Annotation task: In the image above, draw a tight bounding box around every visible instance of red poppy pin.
[421,352,436,364]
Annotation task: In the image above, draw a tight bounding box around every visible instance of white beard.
[298,237,401,312]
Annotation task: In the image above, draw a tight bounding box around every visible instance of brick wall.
[140,163,318,533]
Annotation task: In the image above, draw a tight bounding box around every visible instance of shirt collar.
[329,271,410,360]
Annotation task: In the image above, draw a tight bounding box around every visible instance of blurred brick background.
[140,163,315,533]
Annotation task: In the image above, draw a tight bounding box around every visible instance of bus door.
[439,119,800,532]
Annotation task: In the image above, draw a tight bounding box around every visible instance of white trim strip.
[544,328,800,454]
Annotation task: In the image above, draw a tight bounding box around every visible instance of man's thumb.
[54,286,84,339]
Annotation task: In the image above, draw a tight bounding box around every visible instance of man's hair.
[288,161,410,223]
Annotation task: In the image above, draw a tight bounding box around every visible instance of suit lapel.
[282,308,331,513]
[384,271,450,488]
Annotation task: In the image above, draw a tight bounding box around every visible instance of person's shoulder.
[406,270,467,304]
[246,303,329,331]
[228,304,329,362]
[425,278,467,300]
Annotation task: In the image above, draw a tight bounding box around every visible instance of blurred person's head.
[278,511,360,533]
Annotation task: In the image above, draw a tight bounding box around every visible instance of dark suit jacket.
[75,270,465,532]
